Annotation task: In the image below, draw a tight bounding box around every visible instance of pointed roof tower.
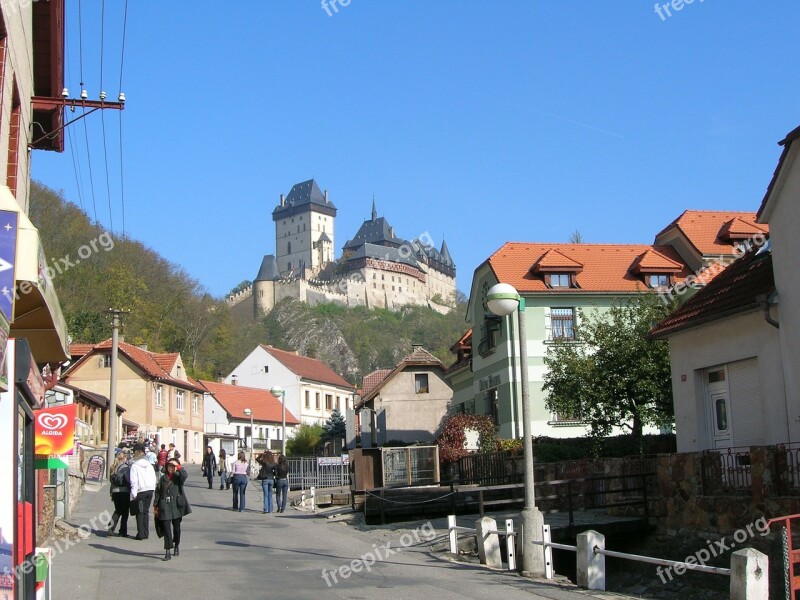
[254,255,280,282]
[371,197,377,221]
[440,239,454,266]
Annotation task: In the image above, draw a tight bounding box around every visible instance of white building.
[201,379,300,457]
[226,344,356,426]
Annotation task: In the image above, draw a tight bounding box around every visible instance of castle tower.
[253,255,280,316]
[272,179,337,278]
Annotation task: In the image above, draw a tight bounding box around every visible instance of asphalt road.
[51,475,638,600]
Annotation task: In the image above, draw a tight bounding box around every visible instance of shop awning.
[0,186,69,362]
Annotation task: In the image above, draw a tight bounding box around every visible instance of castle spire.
[371,196,377,221]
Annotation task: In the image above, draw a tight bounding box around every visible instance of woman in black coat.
[154,458,191,561]
[201,446,217,489]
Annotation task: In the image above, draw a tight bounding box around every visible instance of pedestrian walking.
[129,443,157,540]
[144,442,159,475]
[275,454,289,513]
[154,458,192,561]
[201,446,217,489]
[157,444,168,469]
[218,448,230,490]
[230,451,249,512]
[107,450,131,537]
[256,451,276,514]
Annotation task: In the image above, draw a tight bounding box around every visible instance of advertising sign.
[34,404,76,456]
[85,454,106,483]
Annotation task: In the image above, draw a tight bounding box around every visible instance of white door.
[709,390,732,449]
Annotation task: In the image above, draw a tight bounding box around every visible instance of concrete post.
[576,530,605,591]
[730,548,768,600]
[448,515,458,555]
[476,517,502,569]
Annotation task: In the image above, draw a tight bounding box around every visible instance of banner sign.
[34,404,76,456]
[0,210,17,323]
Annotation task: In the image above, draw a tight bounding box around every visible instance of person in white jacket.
[129,443,157,540]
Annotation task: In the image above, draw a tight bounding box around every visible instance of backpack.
[111,463,130,488]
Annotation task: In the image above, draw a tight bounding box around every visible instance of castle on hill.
[227,179,457,317]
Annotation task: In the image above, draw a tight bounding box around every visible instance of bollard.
[476,516,502,569]
[311,486,316,512]
[448,515,458,554]
[577,530,605,591]
[730,548,768,600]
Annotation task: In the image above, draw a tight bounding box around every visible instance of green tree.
[286,423,324,456]
[542,295,675,440]
[323,408,346,441]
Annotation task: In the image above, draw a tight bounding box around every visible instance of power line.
[119,0,128,91]
[118,112,126,236]
[81,108,98,224]
[100,110,113,232]
[66,127,85,214]
[99,0,105,93]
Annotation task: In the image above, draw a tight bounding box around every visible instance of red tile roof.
[629,248,684,274]
[488,243,691,293]
[69,343,94,359]
[649,246,774,339]
[199,380,299,425]
[532,249,583,272]
[67,340,206,393]
[360,369,393,398]
[655,210,768,256]
[153,353,180,374]
[259,345,354,389]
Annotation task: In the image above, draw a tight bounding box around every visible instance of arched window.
[288,241,292,254]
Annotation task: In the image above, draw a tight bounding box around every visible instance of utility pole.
[106,309,125,477]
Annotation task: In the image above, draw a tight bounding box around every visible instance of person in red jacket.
[157,444,169,470]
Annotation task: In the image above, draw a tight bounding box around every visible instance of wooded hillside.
[29,182,470,383]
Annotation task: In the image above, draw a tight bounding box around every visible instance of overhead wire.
[118,0,129,236]
[99,0,114,232]
[63,19,85,214]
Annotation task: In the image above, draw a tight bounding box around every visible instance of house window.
[176,390,185,412]
[647,274,670,288]
[315,393,321,410]
[305,390,310,409]
[478,316,501,356]
[551,308,575,340]
[415,374,429,394]
[336,396,340,411]
[264,365,269,373]
[325,394,332,410]
[6,84,20,196]
[192,394,200,415]
[103,355,112,368]
[193,433,199,452]
[548,273,572,288]
[156,385,163,407]
[345,398,350,411]
[708,369,726,383]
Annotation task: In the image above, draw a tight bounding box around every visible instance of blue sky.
[30,1,800,299]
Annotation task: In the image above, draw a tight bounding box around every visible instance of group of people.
[108,441,192,561]
[201,446,290,514]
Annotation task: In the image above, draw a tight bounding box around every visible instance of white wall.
[666,310,786,452]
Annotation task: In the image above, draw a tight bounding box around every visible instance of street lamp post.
[243,408,254,473]
[486,282,545,577]
[270,385,286,456]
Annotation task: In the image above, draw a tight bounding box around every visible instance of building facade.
[64,341,207,464]
[227,179,457,316]
[226,344,356,427]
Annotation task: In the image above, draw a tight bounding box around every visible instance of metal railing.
[447,515,518,571]
[286,456,349,490]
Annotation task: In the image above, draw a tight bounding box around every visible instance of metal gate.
[287,456,349,490]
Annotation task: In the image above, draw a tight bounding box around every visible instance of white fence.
[287,456,349,490]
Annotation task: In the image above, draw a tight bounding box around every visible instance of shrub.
[436,414,498,464]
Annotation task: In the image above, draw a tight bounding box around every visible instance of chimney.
[231,375,238,386]
[324,190,329,203]
[390,226,395,239]
[280,193,285,207]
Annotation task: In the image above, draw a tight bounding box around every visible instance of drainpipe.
[756,294,779,329]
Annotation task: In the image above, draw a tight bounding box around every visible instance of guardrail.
[446,515,767,598]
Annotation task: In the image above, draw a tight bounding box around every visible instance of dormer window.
[647,274,670,289]
[548,273,572,288]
